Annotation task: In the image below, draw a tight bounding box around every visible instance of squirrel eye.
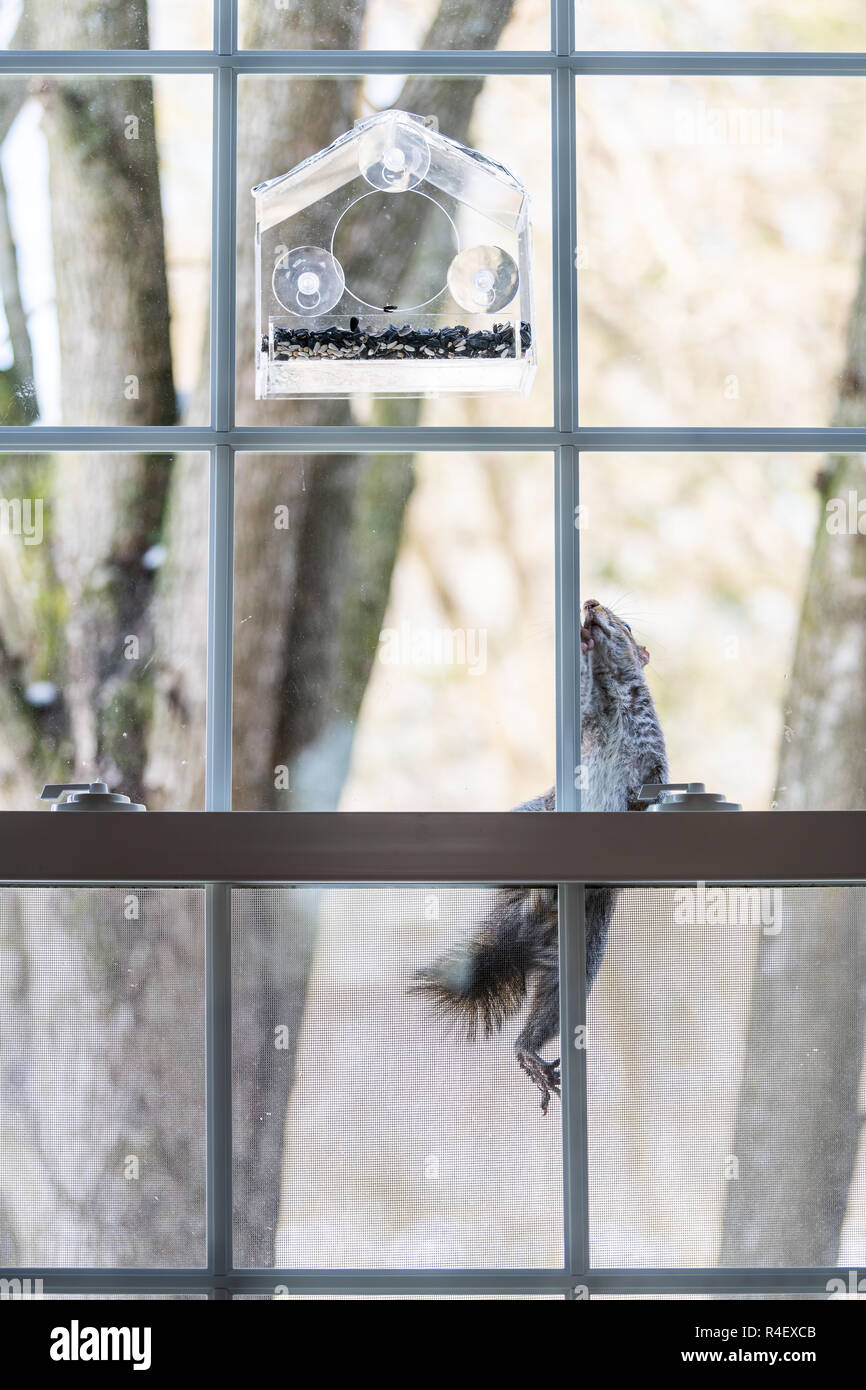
[622,621,632,633]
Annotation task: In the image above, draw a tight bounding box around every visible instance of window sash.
[0,811,862,885]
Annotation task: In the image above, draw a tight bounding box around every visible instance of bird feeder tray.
[252,110,536,400]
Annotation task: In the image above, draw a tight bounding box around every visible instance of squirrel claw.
[518,1051,561,1116]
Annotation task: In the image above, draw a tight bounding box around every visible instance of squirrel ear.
[638,644,650,667]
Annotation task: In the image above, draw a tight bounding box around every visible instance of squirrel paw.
[517,1050,561,1116]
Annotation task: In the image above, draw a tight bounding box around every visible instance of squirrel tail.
[412,888,546,1040]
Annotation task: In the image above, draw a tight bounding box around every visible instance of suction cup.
[272,246,345,315]
[359,119,431,192]
[447,245,519,313]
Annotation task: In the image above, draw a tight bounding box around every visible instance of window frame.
[0,0,864,1300]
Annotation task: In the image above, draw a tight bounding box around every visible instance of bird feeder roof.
[251,108,528,235]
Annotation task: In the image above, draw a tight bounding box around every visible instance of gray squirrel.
[412,598,668,1113]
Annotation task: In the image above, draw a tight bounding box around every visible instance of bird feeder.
[251,109,536,400]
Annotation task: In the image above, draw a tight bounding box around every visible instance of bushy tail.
[412,887,550,1040]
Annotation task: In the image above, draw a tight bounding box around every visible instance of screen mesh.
[232,886,563,1269]
[589,885,866,1270]
[0,887,206,1268]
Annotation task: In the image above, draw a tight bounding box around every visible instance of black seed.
[265,320,531,364]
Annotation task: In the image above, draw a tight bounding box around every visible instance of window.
[0,0,863,1302]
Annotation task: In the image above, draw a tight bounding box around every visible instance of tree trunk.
[0,0,516,1272]
[0,79,36,423]
[720,226,866,1267]
[33,39,176,799]
[0,0,196,1268]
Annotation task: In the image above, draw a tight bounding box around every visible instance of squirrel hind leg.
[517,1050,561,1116]
[515,969,561,1115]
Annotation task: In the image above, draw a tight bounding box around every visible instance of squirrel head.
[581,598,651,680]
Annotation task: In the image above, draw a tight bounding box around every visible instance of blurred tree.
[0,0,516,1268]
[0,0,197,1270]
[0,80,37,425]
[720,234,866,1266]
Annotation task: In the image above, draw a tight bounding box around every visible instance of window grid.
[0,0,862,1300]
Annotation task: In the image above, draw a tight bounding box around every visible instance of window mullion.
[206,445,235,812]
[552,68,578,433]
[206,883,233,1294]
[554,0,587,1290]
[207,0,237,1301]
[555,441,589,1286]
[211,50,237,432]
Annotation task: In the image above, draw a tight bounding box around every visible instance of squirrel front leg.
[579,627,603,720]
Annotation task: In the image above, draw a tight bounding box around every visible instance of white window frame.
[0,0,863,1299]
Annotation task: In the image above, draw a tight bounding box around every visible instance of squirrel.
[412,598,668,1114]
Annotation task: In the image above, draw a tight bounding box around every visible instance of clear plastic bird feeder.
[252,109,536,400]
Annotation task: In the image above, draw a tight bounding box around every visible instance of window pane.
[232,452,554,811]
[575,1,866,51]
[232,885,564,1268]
[0,887,206,1268]
[576,77,866,426]
[0,74,211,425]
[580,453,866,812]
[239,0,549,51]
[236,75,552,428]
[1,0,213,49]
[0,453,209,810]
[589,885,866,1270]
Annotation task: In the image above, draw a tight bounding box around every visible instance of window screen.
[0,886,207,1269]
[231,885,564,1269]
